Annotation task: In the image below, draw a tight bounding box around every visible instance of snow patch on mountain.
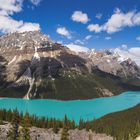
[66,43,89,53]
[33,46,40,60]
[33,52,40,60]
[113,47,140,66]
[8,56,17,65]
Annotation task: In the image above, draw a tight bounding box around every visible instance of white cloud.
[17,22,40,32]
[105,36,112,40]
[121,44,128,49]
[56,27,71,39]
[96,13,102,19]
[87,24,102,33]
[75,39,84,45]
[0,15,40,33]
[85,35,92,40]
[114,46,140,66]
[0,0,40,33]
[66,43,89,53]
[103,9,135,33]
[71,11,89,24]
[30,0,42,6]
[56,40,63,44]
[129,48,140,57]
[87,8,140,34]
[0,0,23,15]
[136,36,140,41]
[0,15,22,33]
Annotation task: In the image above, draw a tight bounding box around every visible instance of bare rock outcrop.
[0,123,113,140]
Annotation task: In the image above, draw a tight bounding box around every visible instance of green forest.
[0,104,140,140]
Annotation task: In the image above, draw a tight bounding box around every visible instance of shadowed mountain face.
[0,31,140,100]
[0,56,7,85]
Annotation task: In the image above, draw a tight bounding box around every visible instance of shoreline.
[0,91,140,102]
[0,91,140,123]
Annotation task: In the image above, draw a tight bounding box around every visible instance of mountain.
[0,31,140,100]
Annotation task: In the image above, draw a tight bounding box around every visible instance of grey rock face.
[0,123,113,140]
[0,31,140,99]
[86,49,140,78]
[0,31,51,49]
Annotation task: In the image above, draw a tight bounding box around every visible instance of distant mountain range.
[0,31,140,100]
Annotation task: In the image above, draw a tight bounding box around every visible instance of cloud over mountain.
[0,0,40,33]
[56,27,71,39]
[87,8,140,34]
[114,45,140,66]
[66,43,89,53]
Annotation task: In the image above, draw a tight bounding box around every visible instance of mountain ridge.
[0,31,140,100]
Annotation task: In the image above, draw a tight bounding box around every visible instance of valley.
[0,0,140,139]
[0,31,140,140]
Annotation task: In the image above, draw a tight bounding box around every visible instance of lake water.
[0,91,140,123]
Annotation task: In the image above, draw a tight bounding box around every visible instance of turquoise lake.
[0,91,140,123]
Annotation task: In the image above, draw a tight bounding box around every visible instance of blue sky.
[0,0,140,51]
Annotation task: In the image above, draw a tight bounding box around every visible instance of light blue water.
[0,91,140,123]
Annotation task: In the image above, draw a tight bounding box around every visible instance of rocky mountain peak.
[0,31,52,50]
[0,31,140,100]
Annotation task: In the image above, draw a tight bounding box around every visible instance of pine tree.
[128,134,134,140]
[64,115,68,126]
[88,130,93,140]
[78,118,84,130]
[7,110,20,140]
[70,120,75,129]
[0,119,3,124]
[131,122,140,139]
[52,120,59,133]
[19,113,31,140]
[61,116,69,140]
[61,125,69,140]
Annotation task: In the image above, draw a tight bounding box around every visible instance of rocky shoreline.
[0,122,113,140]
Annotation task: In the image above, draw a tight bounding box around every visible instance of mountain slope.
[0,31,140,100]
[90,104,140,140]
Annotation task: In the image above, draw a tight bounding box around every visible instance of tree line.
[0,109,75,140]
[0,105,140,140]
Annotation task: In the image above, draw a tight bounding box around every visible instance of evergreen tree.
[88,130,93,140]
[131,122,140,139]
[7,110,20,140]
[78,118,84,130]
[19,113,31,140]
[61,116,69,140]
[52,119,59,133]
[61,125,69,140]
[64,115,68,126]
[0,119,3,124]
[128,134,134,140]
[70,120,75,129]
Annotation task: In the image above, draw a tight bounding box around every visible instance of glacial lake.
[0,91,140,123]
